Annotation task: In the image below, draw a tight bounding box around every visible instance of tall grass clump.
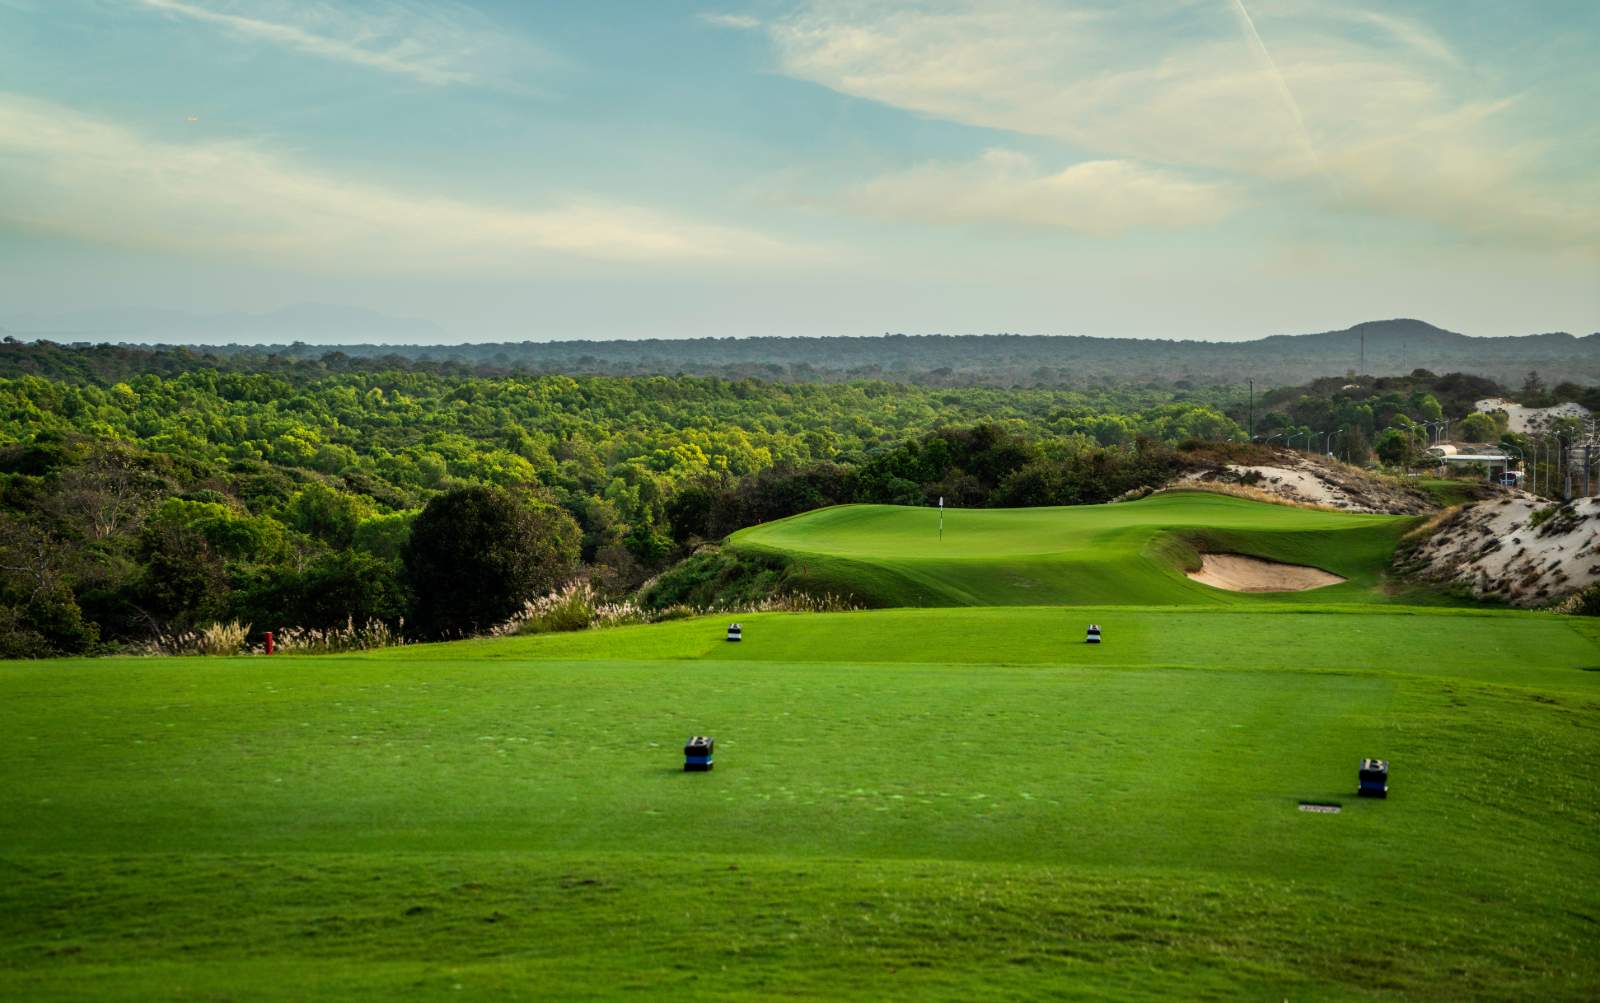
[490,581,649,637]
[490,582,861,637]
[266,617,407,654]
[135,621,251,656]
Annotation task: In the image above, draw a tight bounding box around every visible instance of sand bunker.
[1187,554,1345,593]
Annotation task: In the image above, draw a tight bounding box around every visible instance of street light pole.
[1554,433,1571,501]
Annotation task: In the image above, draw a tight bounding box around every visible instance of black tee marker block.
[684,736,714,772]
[1085,623,1102,644]
[1358,758,1388,799]
[726,623,742,642]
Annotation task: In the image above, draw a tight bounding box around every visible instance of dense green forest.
[6,316,1599,387]
[1,341,1592,656]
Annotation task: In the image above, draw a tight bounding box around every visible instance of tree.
[282,482,371,549]
[234,551,406,631]
[403,486,580,637]
[1455,412,1498,443]
[1374,427,1419,468]
[47,446,156,541]
[1521,371,1547,402]
[1341,426,1373,466]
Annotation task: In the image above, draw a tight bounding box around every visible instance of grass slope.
[728,493,1420,607]
[4,608,1598,1000]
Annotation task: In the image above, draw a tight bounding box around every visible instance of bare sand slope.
[1187,554,1346,592]
[1400,493,1600,606]
[1181,451,1434,514]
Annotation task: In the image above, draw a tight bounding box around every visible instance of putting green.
[3,607,1598,1000]
[729,493,1421,606]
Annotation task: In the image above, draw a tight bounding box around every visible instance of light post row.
[1240,420,1596,497]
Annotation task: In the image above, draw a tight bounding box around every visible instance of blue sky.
[0,0,1595,341]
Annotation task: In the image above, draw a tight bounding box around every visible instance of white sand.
[1404,492,1600,606]
[1474,398,1592,436]
[1187,554,1346,592]
[1181,451,1432,515]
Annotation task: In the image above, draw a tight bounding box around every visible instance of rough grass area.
[3,607,1598,1000]
[1414,478,1496,509]
[637,546,797,609]
[729,493,1421,607]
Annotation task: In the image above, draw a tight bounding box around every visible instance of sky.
[0,0,1596,342]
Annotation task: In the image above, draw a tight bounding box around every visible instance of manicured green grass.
[3,606,1598,1000]
[729,493,1422,606]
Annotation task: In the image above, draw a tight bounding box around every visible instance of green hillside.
[730,492,1419,606]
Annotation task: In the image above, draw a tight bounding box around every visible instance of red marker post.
[264,631,274,656]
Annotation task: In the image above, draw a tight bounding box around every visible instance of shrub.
[0,604,55,659]
[1552,584,1600,617]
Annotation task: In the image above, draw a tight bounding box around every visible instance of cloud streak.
[762,0,1597,246]
[837,150,1237,235]
[0,93,799,270]
[700,12,762,31]
[134,0,534,87]
[1227,0,1322,178]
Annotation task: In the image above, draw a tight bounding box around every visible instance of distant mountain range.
[3,315,1596,387]
[2,304,444,344]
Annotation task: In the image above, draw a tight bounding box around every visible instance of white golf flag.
[939,496,944,509]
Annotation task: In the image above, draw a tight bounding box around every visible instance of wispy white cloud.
[700,12,762,31]
[0,93,800,269]
[835,150,1236,235]
[762,0,1596,245]
[133,0,542,87]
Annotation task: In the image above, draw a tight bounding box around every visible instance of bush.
[638,548,794,610]
[232,551,406,632]
[0,604,55,658]
[1552,584,1600,616]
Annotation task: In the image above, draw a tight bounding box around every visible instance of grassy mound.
[729,492,1419,607]
[3,608,1597,999]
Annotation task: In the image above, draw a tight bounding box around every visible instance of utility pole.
[1247,378,1254,439]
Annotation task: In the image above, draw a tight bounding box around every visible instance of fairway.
[3,603,1599,1000]
[729,493,1419,606]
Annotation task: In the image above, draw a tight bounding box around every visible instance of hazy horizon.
[2,1,1596,343]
